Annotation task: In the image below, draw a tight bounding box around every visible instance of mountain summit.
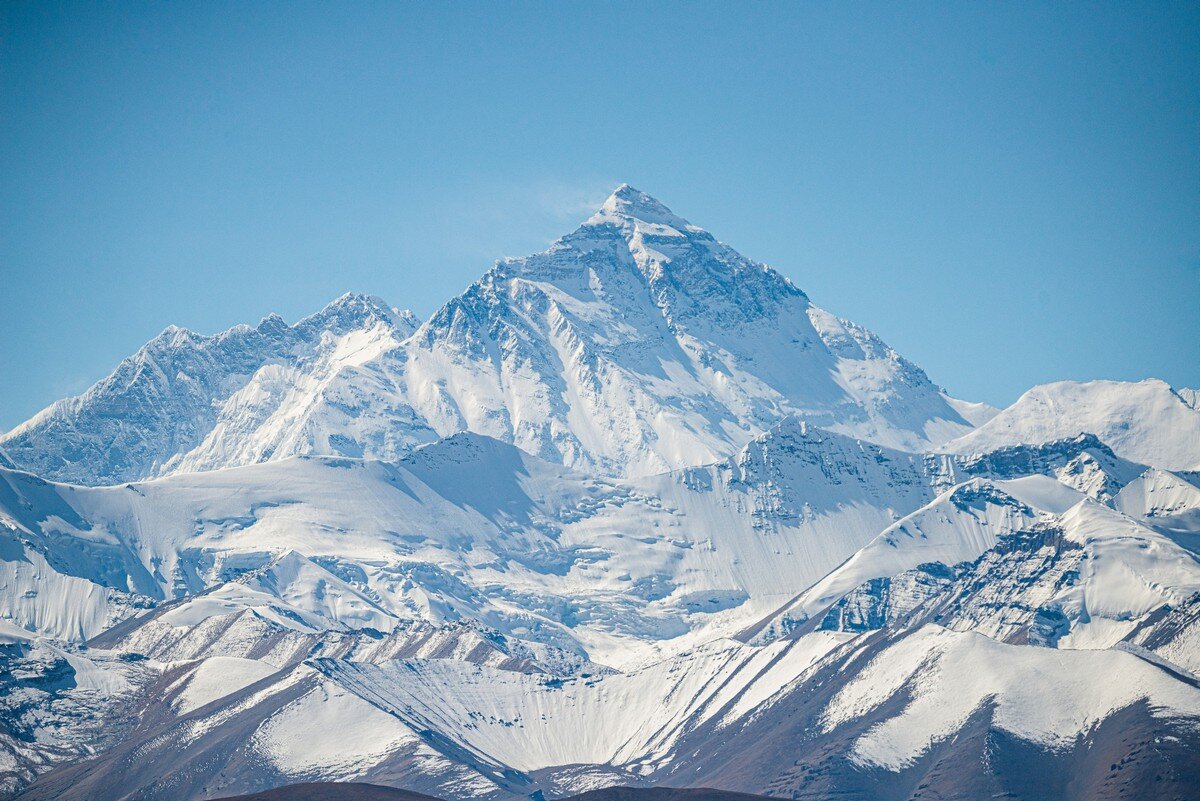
[588,183,698,230]
[2,186,977,484]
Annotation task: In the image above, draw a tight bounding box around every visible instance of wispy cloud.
[528,179,618,224]
[435,177,619,262]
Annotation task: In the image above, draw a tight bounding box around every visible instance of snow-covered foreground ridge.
[1,186,1200,801]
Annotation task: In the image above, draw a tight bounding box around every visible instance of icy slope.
[819,625,1200,770]
[0,295,418,486]
[314,632,853,774]
[943,379,1200,471]
[0,422,944,667]
[749,479,1048,640]
[2,186,978,485]
[5,426,1200,799]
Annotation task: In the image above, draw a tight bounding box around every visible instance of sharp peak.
[300,292,408,330]
[411,430,526,457]
[587,184,696,230]
[144,323,200,349]
[324,291,393,312]
[606,183,663,207]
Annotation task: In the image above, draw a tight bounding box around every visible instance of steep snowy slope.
[1115,467,1200,532]
[748,479,1048,640]
[0,421,946,667]
[0,295,419,486]
[2,186,978,485]
[943,379,1200,471]
[816,625,1200,770]
[14,622,1200,801]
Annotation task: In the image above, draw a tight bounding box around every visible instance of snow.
[1051,501,1200,643]
[0,618,35,644]
[250,673,421,776]
[317,631,849,773]
[0,544,124,641]
[719,630,854,723]
[993,473,1089,513]
[173,656,278,714]
[758,480,1045,634]
[944,379,1200,472]
[1115,468,1200,530]
[3,187,977,486]
[1128,614,1200,677]
[822,625,1200,770]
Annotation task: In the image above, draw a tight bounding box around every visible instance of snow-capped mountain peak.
[298,291,418,337]
[942,378,1200,471]
[2,186,1200,801]
[0,294,419,485]
[3,185,983,485]
[586,183,701,232]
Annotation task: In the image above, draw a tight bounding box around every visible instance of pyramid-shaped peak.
[322,291,393,316]
[589,184,695,230]
[298,292,406,333]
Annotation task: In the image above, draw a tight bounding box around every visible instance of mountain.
[1,186,978,486]
[951,432,1145,502]
[207,787,783,801]
[0,419,944,666]
[943,379,1200,471]
[4,419,1199,800]
[0,294,419,486]
[1,186,1199,801]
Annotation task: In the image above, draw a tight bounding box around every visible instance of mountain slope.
[943,379,1200,471]
[0,420,944,668]
[0,295,419,486]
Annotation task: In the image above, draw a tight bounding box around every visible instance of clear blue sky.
[2,2,1198,430]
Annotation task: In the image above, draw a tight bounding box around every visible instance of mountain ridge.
[1,186,1198,801]
[1,186,978,485]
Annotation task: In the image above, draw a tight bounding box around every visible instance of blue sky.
[2,2,1197,430]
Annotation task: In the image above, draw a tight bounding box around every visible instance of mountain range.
[1,186,1198,801]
